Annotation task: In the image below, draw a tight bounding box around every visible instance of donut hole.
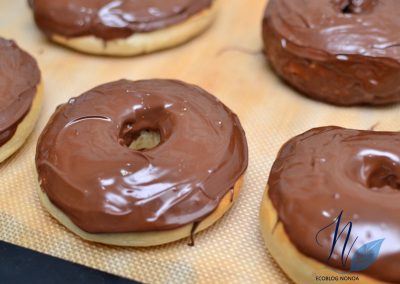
[335,0,377,14]
[341,3,353,14]
[123,129,161,151]
[128,129,161,151]
[367,165,400,190]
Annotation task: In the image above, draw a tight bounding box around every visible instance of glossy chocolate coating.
[30,0,212,40]
[268,126,400,282]
[36,79,248,233]
[0,38,40,147]
[263,0,400,106]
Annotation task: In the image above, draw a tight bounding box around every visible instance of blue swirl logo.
[315,210,384,274]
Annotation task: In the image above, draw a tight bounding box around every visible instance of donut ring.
[0,38,42,163]
[263,0,400,106]
[36,79,248,246]
[261,126,400,283]
[30,0,217,56]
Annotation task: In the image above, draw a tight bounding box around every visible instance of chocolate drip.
[369,122,379,131]
[0,38,40,147]
[36,79,248,233]
[271,217,280,235]
[229,188,234,202]
[30,0,213,40]
[188,222,200,247]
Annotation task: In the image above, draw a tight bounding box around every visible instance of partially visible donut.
[261,126,400,283]
[36,79,248,246]
[0,38,42,163]
[30,0,217,56]
[263,0,400,106]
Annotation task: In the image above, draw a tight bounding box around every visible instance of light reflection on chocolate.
[36,79,248,233]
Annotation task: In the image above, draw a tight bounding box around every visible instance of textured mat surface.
[0,1,399,283]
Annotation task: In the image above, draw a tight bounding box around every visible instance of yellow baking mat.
[0,1,399,283]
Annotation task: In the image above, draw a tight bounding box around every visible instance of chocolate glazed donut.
[36,79,248,245]
[0,38,42,163]
[0,38,39,146]
[264,126,400,283]
[29,0,216,56]
[263,0,400,106]
[30,0,212,40]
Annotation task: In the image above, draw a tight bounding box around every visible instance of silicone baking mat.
[1,1,399,283]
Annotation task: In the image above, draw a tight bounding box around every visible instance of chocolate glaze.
[0,38,40,147]
[263,0,400,106]
[36,79,248,233]
[268,126,400,282]
[30,0,212,40]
